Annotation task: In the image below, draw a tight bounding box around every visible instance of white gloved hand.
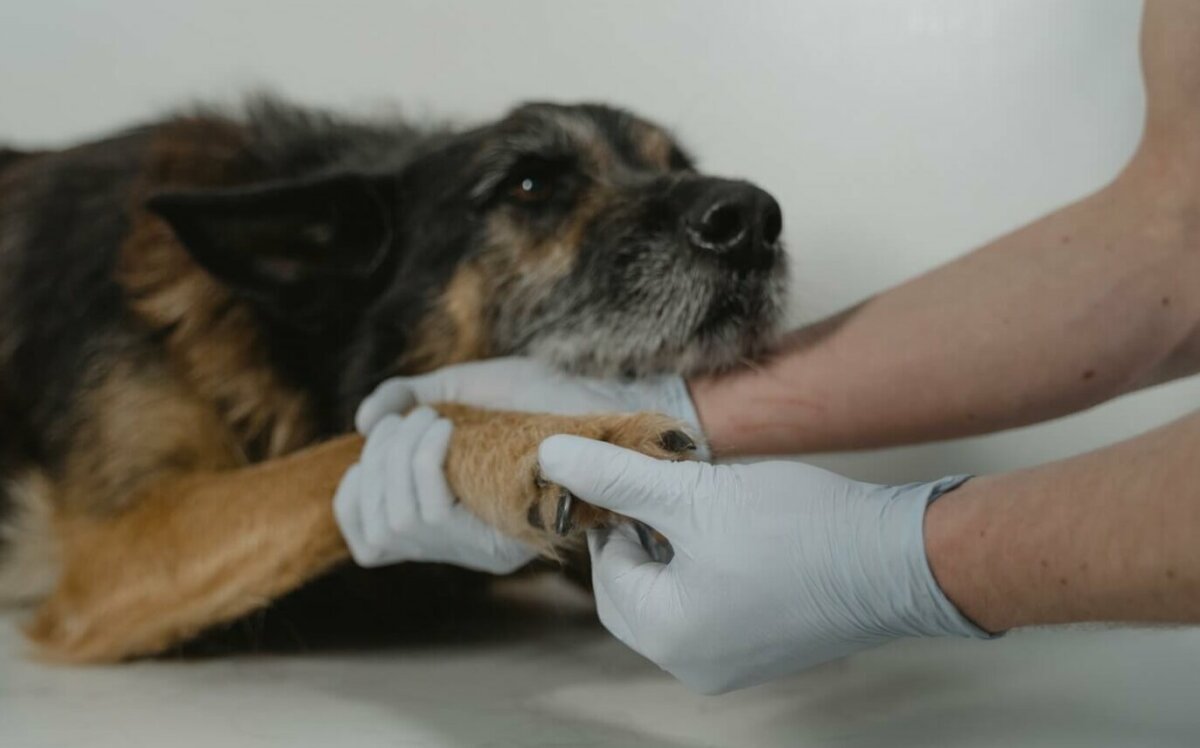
[538,435,991,695]
[355,357,708,457]
[333,406,537,574]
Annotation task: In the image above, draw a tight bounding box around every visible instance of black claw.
[659,429,696,453]
[526,502,545,530]
[634,521,676,564]
[554,490,575,536]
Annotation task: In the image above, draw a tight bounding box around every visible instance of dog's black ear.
[147,173,395,325]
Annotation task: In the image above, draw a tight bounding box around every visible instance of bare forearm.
[691,1,1200,458]
[924,408,1200,632]
[692,170,1200,456]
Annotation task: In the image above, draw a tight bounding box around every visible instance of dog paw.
[433,404,698,551]
[522,413,697,540]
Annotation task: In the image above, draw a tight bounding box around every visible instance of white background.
[3,0,1195,480]
[3,1,1198,746]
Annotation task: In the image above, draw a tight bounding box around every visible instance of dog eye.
[500,157,569,206]
[508,174,551,203]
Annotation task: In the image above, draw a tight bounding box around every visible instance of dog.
[0,97,787,662]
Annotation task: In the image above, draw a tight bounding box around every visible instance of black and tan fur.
[0,98,786,662]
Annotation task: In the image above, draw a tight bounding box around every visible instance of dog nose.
[684,180,782,256]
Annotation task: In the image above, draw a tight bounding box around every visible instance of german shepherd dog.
[0,98,786,662]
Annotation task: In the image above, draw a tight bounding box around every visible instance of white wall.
[3,0,1195,480]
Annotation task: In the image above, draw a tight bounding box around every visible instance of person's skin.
[686,0,1200,633]
[927,410,1200,633]
[692,0,1200,458]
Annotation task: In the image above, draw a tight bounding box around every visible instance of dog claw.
[659,429,696,453]
[554,490,575,535]
[634,521,675,564]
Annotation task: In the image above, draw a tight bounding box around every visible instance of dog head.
[148,102,788,391]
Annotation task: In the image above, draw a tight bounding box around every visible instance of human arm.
[544,407,1200,693]
[925,407,1200,632]
[691,167,1200,455]
[691,0,1200,457]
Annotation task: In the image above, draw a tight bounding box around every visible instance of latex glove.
[355,357,708,458]
[333,406,537,573]
[538,435,991,695]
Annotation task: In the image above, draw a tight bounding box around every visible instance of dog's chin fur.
[524,260,788,378]
[556,321,782,379]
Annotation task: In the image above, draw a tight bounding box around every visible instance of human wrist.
[687,360,832,458]
[686,373,745,458]
[922,477,1009,634]
[878,476,993,640]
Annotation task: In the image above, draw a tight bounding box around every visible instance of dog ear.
[147,173,395,325]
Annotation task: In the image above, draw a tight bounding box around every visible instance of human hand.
[354,357,708,458]
[333,407,537,574]
[538,436,989,694]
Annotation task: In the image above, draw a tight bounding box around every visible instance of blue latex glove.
[538,435,992,695]
[334,407,537,573]
[337,358,704,574]
[340,357,700,573]
[344,357,704,568]
[355,357,708,457]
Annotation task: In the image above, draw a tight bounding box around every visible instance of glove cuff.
[896,475,998,641]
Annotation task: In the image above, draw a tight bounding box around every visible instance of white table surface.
[3,575,1198,748]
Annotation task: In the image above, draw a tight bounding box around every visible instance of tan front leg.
[28,435,363,663]
[27,406,695,663]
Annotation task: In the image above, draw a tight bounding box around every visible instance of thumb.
[539,435,699,538]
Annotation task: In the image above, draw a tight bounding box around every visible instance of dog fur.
[0,97,786,661]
